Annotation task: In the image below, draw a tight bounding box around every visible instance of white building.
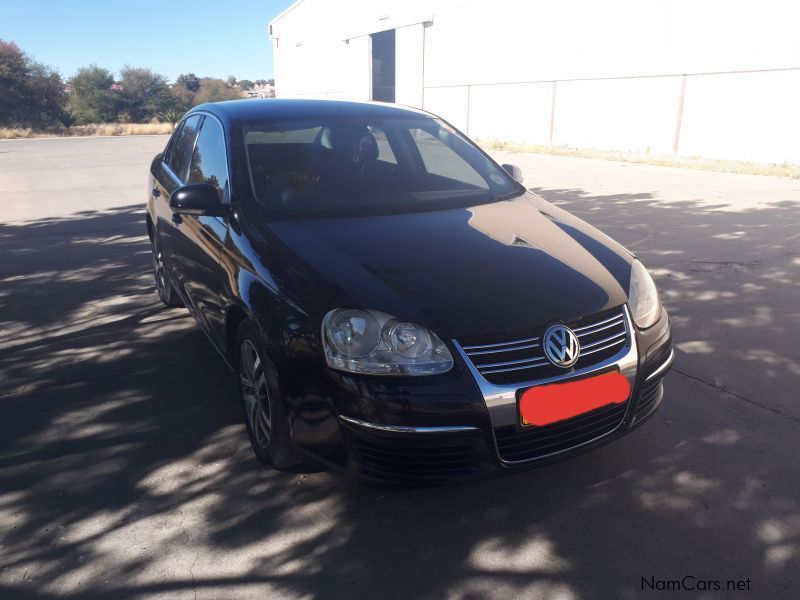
[269,0,800,164]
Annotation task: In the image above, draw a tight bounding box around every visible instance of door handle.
[171,213,182,225]
[152,187,161,198]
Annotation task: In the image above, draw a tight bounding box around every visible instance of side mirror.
[502,163,524,184]
[169,183,228,217]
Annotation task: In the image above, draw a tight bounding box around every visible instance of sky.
[0,0,296,82]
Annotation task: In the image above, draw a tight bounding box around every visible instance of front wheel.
[151,235,182,307]
[235,321,299,470]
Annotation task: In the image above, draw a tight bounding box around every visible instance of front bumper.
[285,306,673,484]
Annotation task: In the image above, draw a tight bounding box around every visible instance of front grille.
[635,379,663,421]
[349,436,478,480]
[459,306,629,385]
[494,402,627,462]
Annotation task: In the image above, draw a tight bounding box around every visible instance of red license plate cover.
[519,370,631,427]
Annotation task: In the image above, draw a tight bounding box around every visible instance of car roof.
[189,98,433,124]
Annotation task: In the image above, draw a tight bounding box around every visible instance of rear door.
[153,114,202,289]
[168,114,231,344]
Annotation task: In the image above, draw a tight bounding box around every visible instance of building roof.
[190,98,430,122]
[268,0,306,32]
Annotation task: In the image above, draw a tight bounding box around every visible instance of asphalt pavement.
[0,135,798,599]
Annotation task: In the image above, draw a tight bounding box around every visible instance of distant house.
[246,84,275,98]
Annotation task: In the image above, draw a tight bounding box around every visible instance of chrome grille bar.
[481,358,550,375]
[457,306,629,385]
[574,316,625,338]
[477,354,548,370]
[579,330,627,351]
[580,336,626,357]
[465,340,542,356]
[572,312,624,332]
[461,335,541,351]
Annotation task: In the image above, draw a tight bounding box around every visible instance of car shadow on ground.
[0,197,798,599]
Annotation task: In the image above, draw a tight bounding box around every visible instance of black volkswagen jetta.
[146,99,673,484]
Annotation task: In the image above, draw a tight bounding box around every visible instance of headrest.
[358,133,379,162]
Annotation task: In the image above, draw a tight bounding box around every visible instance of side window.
[166,115,202,181]
[410,128,488,189]
[188,117,230,202]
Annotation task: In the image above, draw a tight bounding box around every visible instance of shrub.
[158,108,184,124]
[57,107,80,128]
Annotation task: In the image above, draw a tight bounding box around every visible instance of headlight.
[322,308,453,375]
[628,259,662,329]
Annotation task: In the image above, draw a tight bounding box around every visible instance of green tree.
[0,39,65,127]
[27,61,66,125]
[175,72,200,92]
[225,75,237,87]
[69,65,121,123]
[118,66,172,122]
[169,83,194,113]
[193,77,242,104]
[0,40,30,124]
[237,79,254,90]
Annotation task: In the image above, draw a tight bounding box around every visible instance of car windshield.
[240,116,522,217]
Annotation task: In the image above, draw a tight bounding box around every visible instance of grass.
[2,124,796,179]
[0,122,174,140]
[479,139,800,179]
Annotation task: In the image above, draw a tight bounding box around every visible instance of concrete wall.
[269,0,800,164]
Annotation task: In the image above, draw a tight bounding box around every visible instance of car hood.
[266,193,634,339]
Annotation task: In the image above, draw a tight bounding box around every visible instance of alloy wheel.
[239,339,272,448]
[151,244,168,299]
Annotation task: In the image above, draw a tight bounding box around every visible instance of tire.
[235,320,299,470]
[151,234,182,307]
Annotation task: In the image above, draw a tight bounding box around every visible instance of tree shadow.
[0,196,798,598]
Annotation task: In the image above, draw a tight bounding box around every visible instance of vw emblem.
[543,324,580,368]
